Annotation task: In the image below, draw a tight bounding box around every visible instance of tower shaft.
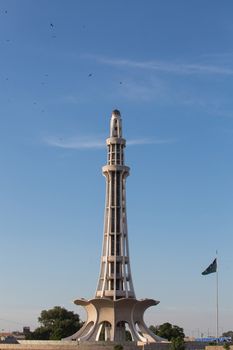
[95,110,135,300]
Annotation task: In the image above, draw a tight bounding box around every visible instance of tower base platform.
[0,341,170,350]
[62,297,163,343]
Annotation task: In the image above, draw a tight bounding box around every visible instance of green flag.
[202,258,217,275]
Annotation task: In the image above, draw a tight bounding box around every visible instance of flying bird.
[88,73,93,77]
[50,23,54,28]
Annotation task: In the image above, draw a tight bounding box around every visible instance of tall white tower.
[96,109,135,300]
[64,110,162,344]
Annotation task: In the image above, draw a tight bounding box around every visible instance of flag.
[202,258,217,275]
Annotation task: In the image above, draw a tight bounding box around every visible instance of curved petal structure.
[63,298,161,343]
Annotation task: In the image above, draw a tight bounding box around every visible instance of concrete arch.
[95,321,112,341]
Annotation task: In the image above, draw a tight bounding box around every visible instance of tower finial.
[112,109,121,117]
[110,109,122,137]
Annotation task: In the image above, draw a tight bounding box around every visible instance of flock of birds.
[1,13,124,114]
[49,21,123,84]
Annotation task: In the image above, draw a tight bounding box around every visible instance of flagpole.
[216,251,219,340]
[201,255,218,339]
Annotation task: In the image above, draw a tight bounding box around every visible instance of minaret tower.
[96,109,135,300]
[64,110,163,344]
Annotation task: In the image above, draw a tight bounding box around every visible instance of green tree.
[149,325,157,335]
[222,331,233,340]
[26,306,82,340]
[223,343,230,350]
[27,327,50,340]
[170,337,185,350]
[149,323,185,341]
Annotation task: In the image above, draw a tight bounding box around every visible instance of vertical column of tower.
[95,110,135,301]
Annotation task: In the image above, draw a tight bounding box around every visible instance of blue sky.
[0,0,233,337]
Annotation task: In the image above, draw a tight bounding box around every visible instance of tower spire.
[95,109,135,300]
[64,109,161,344]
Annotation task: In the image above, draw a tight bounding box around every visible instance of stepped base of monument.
[0,340,208,350]
[0,340,171,350]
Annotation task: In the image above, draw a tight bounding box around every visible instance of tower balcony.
[106,137,126,146]
[102,164,130,174]
[95,290,135,298]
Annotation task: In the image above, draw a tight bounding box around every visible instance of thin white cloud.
[45,136,174,150]
[116,78,166,101]
[85,54,233,75]
[127,138,175,145]
[45,136,104,149]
